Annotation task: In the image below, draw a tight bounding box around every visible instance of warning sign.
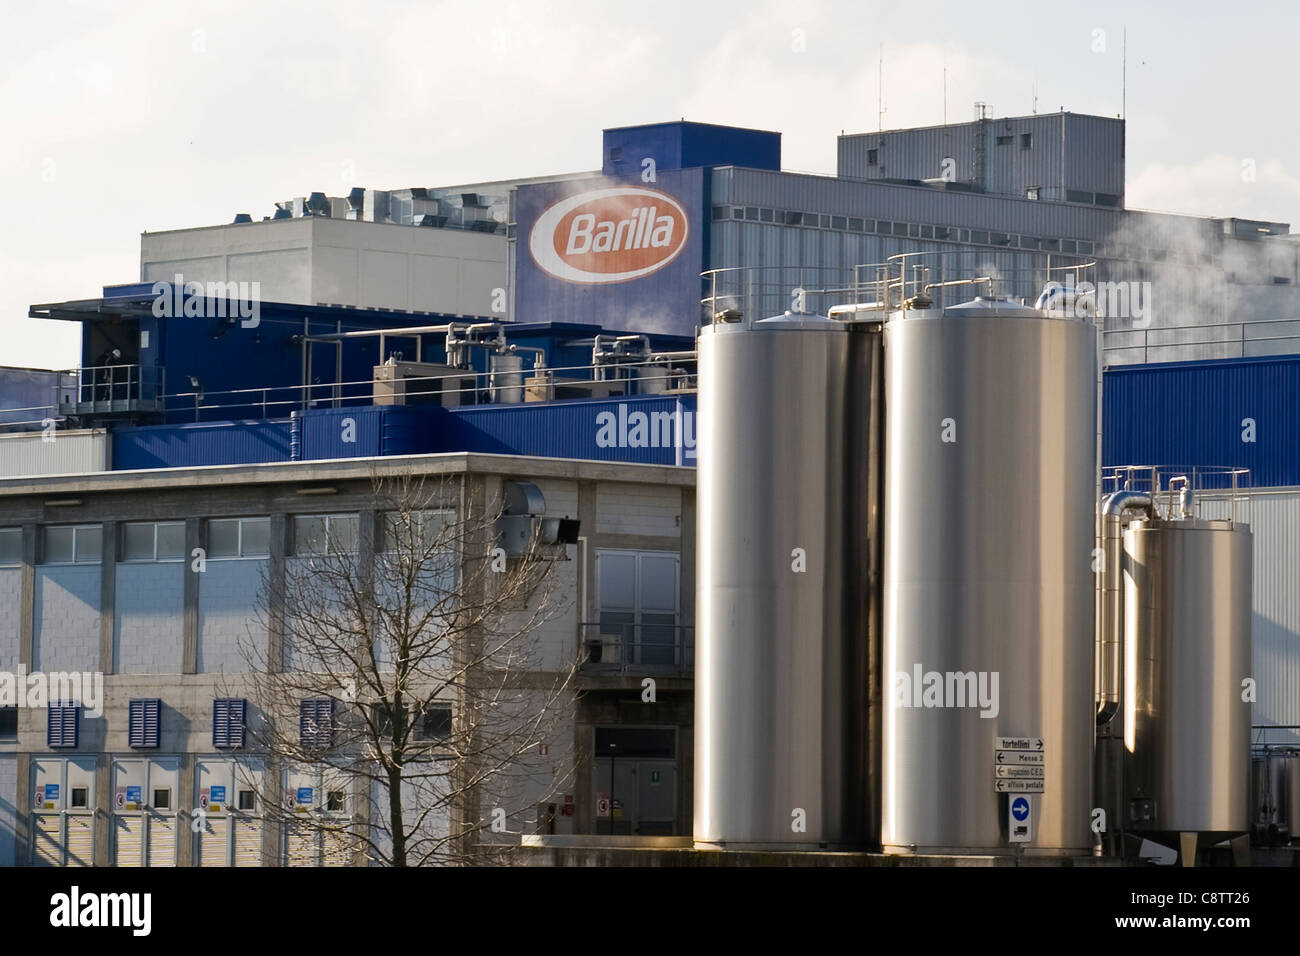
[596,795,611,817]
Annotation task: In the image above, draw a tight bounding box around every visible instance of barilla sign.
[528,187,689,284]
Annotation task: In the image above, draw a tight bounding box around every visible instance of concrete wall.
[114,563,185,674]
[596,483,682,538]
[0,568,20,672]
[197,559,266,673]
[140,217,506,318]
[33,566,102,673]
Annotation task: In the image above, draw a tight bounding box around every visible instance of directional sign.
[995,779,1045,793]
[996,765,1044,779]
[996,750,1044,766]
[1008,796,1033,843]
[995,737,1044,751]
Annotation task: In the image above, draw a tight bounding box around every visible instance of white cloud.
[1127,155,1300,227]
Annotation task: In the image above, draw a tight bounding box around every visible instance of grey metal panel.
[717,168,1125,238]
[0,430,108,478]
[1201,490,1300,739]
[1122,519,1252,834]
[882,301,1097,854]
[694,315,879,847]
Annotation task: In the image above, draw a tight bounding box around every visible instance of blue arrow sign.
[1011,796,1030,821]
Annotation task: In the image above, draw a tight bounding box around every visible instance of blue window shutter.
[299,698,334,749]
[48,702,80,749]
[213,698,247,749]
[128,699,161,748]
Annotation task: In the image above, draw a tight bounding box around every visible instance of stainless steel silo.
[694,311,881,847]
[1122,516,1253,847]
[882,296,1098,855]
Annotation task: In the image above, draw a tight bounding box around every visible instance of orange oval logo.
[529,187,690,284]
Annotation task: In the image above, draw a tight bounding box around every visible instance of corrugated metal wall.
[446,395,696,465]
[1102,356,1300,487]
[112,420,292,470]
[0,429,108,477]
[1202,490,1300,741]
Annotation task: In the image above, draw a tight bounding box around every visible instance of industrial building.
[2,112,1300,866]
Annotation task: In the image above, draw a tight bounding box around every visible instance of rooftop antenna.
[1032,78,1038,114]
[878,45,884,133]
[1122,26,1127,119]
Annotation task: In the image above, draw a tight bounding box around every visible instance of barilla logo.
[528,187,689,284]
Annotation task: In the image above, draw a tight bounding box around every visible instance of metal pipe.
[506,344,546,371]
[1096,490,1154,725]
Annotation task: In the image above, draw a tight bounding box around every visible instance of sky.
[4,0,1300,369]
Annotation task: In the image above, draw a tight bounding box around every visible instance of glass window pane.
[208,519,240,557]
[639,555,678,613]
[74,526,101,563]
[0,528,21,564]
[598,552,636,609]
[123,523,154,560]
[294,516,327,555]
[327,515,359,554]
[241,518,270,557]
[156,522,185,560]
[43,526,74,563]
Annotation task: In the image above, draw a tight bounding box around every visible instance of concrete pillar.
[182,518,200,674]
[177,753,195,866]
[267,513,287,673]
[14,752,30,865]
[98,520,116,674]
[93,754,111,866]
[18,524,34,669]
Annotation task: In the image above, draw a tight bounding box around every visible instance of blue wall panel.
[1102,356,1300,488]
[446,395,697,465]
[112,419,293,470]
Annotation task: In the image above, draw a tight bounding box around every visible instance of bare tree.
[232,470,578,866]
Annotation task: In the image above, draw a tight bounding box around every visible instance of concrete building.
[0,453,696,865]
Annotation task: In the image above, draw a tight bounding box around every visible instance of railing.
[1102,316,1300,364]
[701,255,1099,324]
[579,623,694,675]
[62,364,166,414]
[41,358,697,424]
[1102,465,1251,524]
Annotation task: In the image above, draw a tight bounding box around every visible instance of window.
[970,230,989,245]
[596,550,680,667]
[326,791,345,812]
[381,510,453,553]
[866,148,879,166]
[237,789,257,811]
[1020,133,1032,149]
[421,705,453,741]
[122,522,184,561]
[0,706,16,739]
[152,788,171,810]
[299,698,335,750]
[128,699,161,749]
[0,528,21,565]
[608,146,622,161]
[208,517,270,558]
[213,698,247,749]
[996,135,1013,146]
[71,787,88,809]
[47,702,80,748]
[759,208,773,222]
[848,217,864,231]
[1026,187,1040,201]
[293,514,358,556]
[41,525,101,564]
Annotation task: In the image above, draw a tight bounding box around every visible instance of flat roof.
[0,451,696,498]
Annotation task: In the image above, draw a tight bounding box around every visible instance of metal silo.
[1122,514,1253,857]
[882,296,1098,855]
[694,311,881,847]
